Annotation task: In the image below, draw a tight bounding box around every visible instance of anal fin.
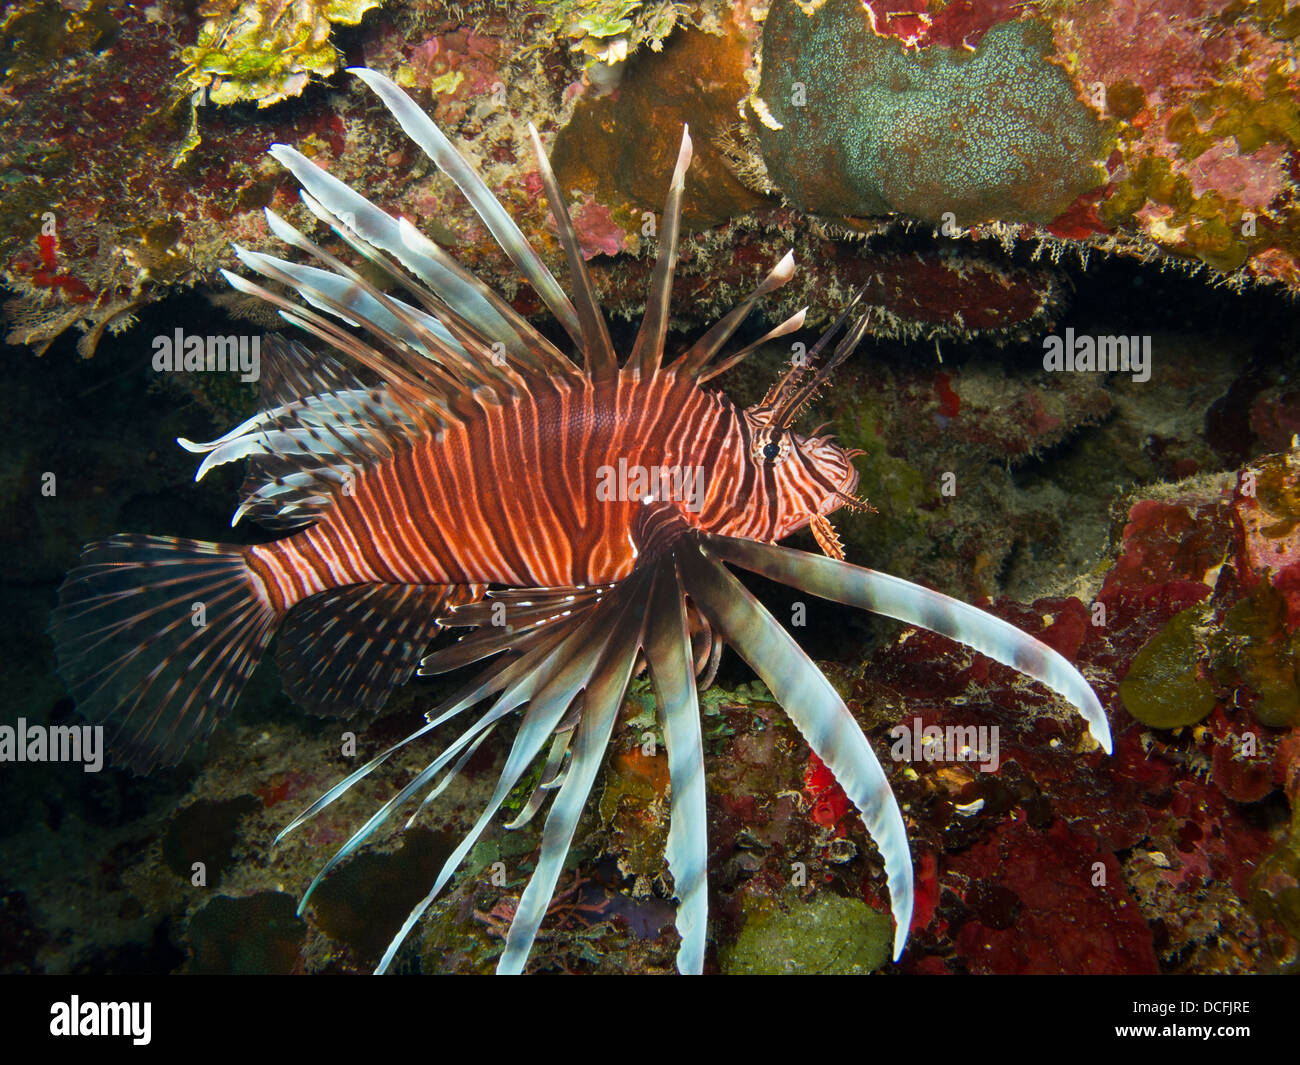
[275,582,485,717]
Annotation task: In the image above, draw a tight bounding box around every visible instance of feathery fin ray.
[678,545,915,959]
[674,250,796,377]
[644,566,708,974]
[50,536,280,774]
[348,67,584,349]
[275,583,484,718]
[628,128,693,378]
[527,123,618,379]
[704,535,1113,753]
[497,582,646,972]
[266,145,541,362]
[373,586,633,974]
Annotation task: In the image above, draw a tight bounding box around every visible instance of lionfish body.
[51,69,1111,974]
[247,369,857,603]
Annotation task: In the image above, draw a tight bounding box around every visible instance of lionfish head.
[731,294,873,543]
[734,408,863,541]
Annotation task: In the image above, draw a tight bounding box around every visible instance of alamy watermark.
[1043,327,1151,383]
[595,459,706,513]
[0,719,104,772]
[152,328,260,382]
[50,996,150,1045]
[890,717,1000,773]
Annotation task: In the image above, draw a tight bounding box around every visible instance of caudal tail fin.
[49,535,282,773]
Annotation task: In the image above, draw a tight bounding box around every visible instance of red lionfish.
[51,68,1112,974]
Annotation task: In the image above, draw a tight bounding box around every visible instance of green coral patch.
[539,0,697,67]
[1120,604,1218,728]
[721,893,894,974]
[1250,798,1300,943]
[1213,585,1300,729]
[182,0,383,109]
[755,0,1108,225]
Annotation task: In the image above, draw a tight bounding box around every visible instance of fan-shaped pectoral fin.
[644,565,709,974]
[704,534,1112,753]
[678,544,915,961]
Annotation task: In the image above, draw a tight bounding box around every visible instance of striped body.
[246,369,859,614]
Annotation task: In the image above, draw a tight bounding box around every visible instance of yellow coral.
[539,0,696,67]
[182,0,383,109]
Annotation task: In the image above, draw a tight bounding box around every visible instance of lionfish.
[51,68,1111,974]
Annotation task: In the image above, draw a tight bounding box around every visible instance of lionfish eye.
[753,430,788,465]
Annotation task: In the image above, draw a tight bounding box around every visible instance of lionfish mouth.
[52,67,1111,975]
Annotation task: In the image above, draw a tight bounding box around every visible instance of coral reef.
[181,0,384,108]
[3,0,1297,362]
[186,891,305,974]
[552,22,766,230]
[2,1,533,356]
[1120,603,1218,728]
[392,22,505,122]
[539,0,698,68]
[746,0,1300,290]
[753,1,1109,225]
[1055,0,1300,283]
[0,0,1068,359]
[719,893,894,974]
